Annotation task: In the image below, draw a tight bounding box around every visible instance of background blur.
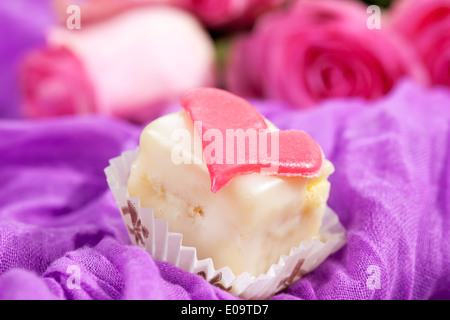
[0,0,449,122]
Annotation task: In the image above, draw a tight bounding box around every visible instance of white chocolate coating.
[127,111,334,277]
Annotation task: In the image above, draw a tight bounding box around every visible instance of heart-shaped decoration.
[181,88,323,193]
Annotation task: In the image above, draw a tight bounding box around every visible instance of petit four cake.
[126,88,334,278]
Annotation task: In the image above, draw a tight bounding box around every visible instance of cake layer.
[127,111,333,277]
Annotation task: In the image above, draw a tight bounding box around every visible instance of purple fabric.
[0,0,54,118]
[0,80,449,300]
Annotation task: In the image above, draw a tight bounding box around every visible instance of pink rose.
[21,6,216,122]
[390,0,450,86]
[176,0,285,29]
[21,46,96,118]
[226,0,429,108]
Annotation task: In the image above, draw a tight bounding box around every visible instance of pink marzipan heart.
[180,88,323,193]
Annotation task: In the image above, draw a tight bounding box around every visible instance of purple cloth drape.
[0,80,449,299]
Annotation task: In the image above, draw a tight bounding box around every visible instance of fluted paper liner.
[105,149,346,299]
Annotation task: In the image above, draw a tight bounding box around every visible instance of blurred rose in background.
[225,0,429,108]
[390,0,450,87]
[21,5,216,123]
[1,0,449,122]
[176,0,286,30]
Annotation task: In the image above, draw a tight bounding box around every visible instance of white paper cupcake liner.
[105,148,346,300]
